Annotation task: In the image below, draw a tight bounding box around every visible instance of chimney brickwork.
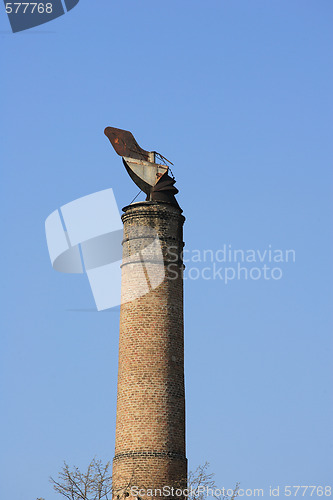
[113,201,186,498]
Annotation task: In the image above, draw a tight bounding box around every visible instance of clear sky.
[1,1,332,499]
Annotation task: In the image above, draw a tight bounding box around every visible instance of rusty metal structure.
[104,127,179,207]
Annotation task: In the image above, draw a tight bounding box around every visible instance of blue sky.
[1,1,332,499]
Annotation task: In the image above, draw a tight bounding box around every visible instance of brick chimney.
[112,201,186,500]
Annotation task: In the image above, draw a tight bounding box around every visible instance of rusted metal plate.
[104,127,150,161]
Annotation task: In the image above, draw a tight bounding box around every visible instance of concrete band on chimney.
[113,201,187,499]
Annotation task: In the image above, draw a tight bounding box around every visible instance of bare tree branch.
[50,458,113,500]
[50,458,238,500]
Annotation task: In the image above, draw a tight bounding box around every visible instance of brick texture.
[113,201,187,499]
